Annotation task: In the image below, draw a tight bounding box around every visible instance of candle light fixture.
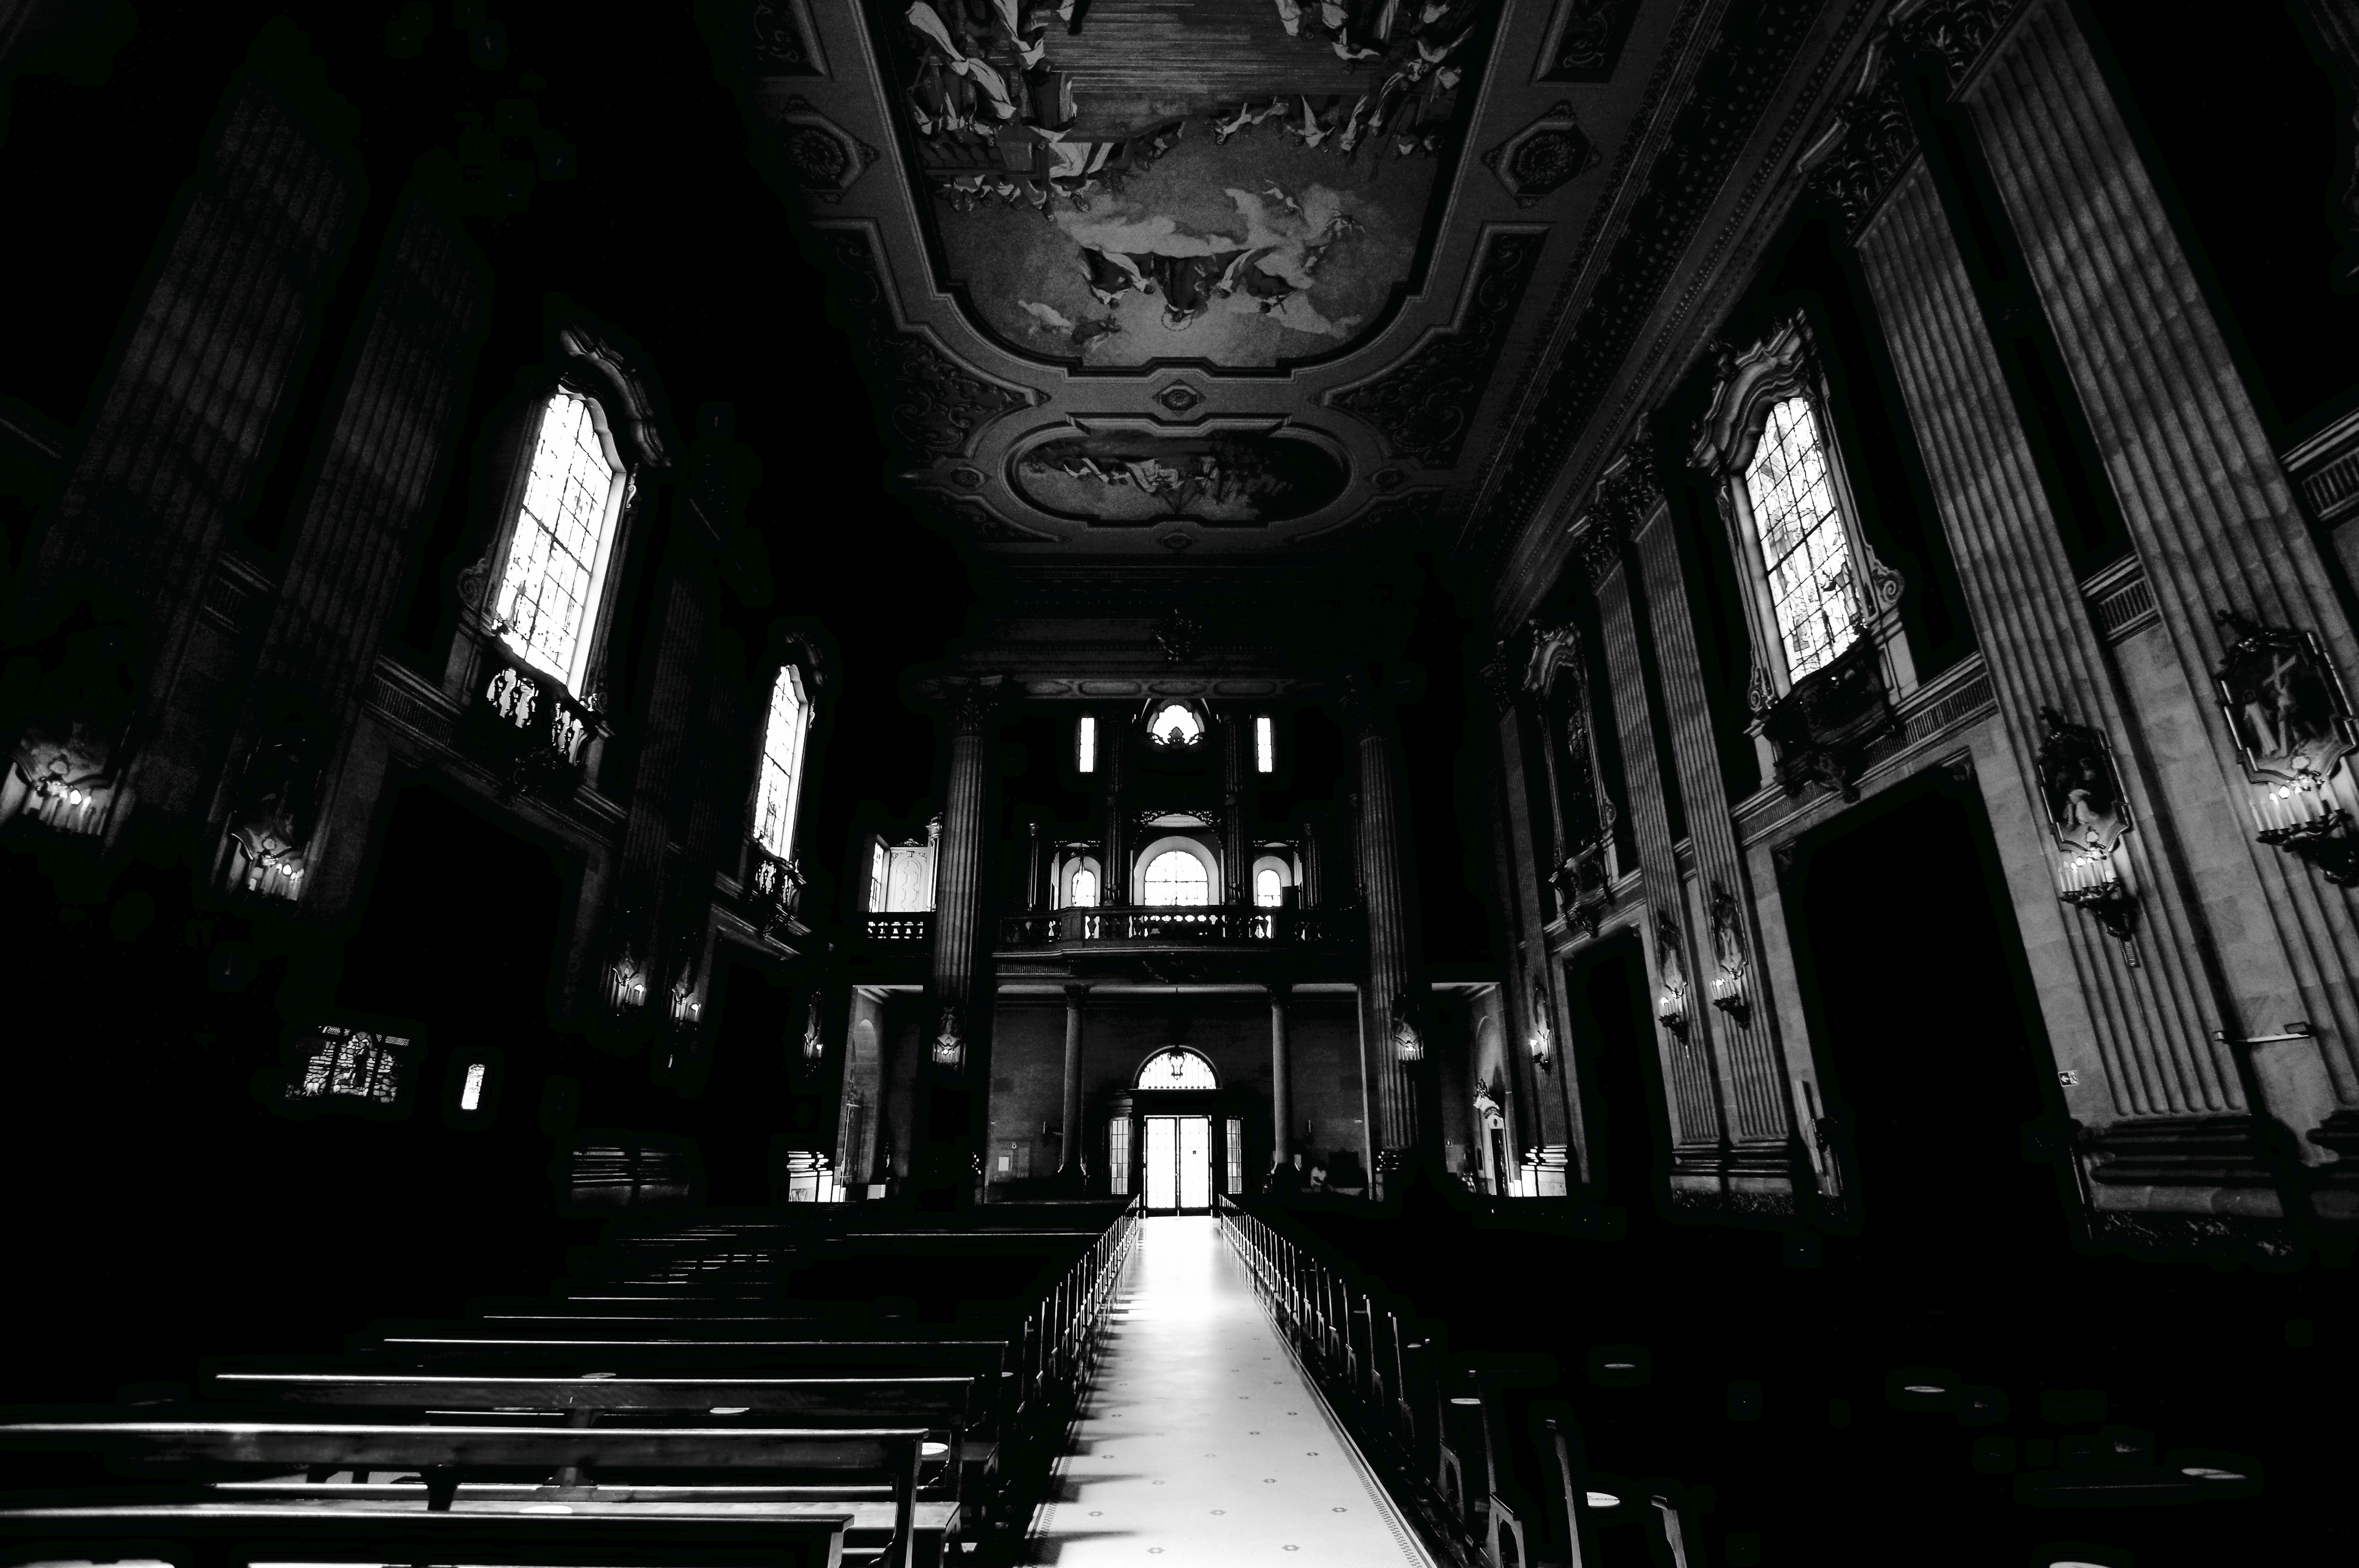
[1655,981,1690,1038]
[1652,909,1690,1038]
[1390,992,1426,1063]
[800,991,826,1064]
[1706,883,1753,1027]
[2213,609,2359,890]
[2033,707,2142,965]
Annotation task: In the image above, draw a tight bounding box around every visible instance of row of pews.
[1220,1199,2273,1568]
[1,1200,1139,1568]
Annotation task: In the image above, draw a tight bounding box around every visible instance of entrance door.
[1142,1115,1213,1212]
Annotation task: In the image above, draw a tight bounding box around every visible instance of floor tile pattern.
[1023,1216,1435,1567]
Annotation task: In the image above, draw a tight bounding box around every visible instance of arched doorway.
[1113,1047,1242,1214]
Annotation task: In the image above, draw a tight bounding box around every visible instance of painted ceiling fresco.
[890,0,1494,368]
[734,0,1874,559]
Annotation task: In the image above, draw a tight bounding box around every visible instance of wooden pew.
[0,1498,848,1568]
[0,1421,923,1568]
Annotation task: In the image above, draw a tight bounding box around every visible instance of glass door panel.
[1144,1116,1178,1211]
[1179,1115,1211,1210]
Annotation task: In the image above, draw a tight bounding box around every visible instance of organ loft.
[2,0,2355,1563]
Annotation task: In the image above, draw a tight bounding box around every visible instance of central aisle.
[1023,1215,1436,1566]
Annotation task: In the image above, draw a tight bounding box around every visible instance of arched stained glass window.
[1142,848,1210,906]
[1254,867,1283,908]
[1146,701,1204,748]
[752,665,810,859]
[1743,395,1860,682]
[494,387,627,694]
[1069,865,1099,907]
[1136,1048,1218,1089]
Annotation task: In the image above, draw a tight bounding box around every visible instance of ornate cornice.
[1797,0,2033,239]
[1471,0,1827,559]
[1691,312,1819,477]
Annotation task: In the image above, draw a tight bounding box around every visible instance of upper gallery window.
[1141,847,1211,906]
[493,387,629,694]
[1145,701,1204,749]
[1069,865,1100,907]
[1077,714,1097,772]
[1254,867,1284,908]
[752,665,811,860]
[1254,714,1275,773]
[1742,395,1860,682]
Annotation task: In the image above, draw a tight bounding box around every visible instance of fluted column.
[1590,533,1733,1183]
[1963,0,2356,1127]
[1630,517,1797,1153]
[1479,650,1578,1183]
[1270,982,1295,1169]
[13,68,361,820]
[1854,158,2269,1143]
[1222,711,1249,906]
[930,677,1004,1037]
[1349,674,1428,1185]
[1058,983,1089,1180]
[1101,711,1128,906]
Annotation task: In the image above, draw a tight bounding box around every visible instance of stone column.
[224,194,489,913]
[1588,515,1736,1196]
[1348,674,1427,1185]
[1300,816,1322,907]
[1058,983,1089,1180]
[1101,711,1128,906]
[1963,0,2355,1135]
[1631,498,1800,1158]
[930,677,1003,1039]
[12,67,361,828]
[1853,157,2263,1145]
[1479,649,1580,1184]
[1270,982,1295,1169]
[1222,711,1250,906]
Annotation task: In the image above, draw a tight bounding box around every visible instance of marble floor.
[1022,1215,1436,1568]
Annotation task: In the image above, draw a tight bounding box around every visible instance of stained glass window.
[1142,848,1210,906]
[1078,714,1096,772]
[1136,1048,1219,1089]
[1146,702,1203,747]
[493,388,626,694]
[287,1026,413,1107]
[1254,714,1274,773]
[1743,396,1860,683]
[753,665,810,859]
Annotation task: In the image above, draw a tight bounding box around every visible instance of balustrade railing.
[459,641,602,799]
[863,912,932,943]
[998,903,1353,948]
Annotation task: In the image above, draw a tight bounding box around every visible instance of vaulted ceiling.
[723,0,1880,595]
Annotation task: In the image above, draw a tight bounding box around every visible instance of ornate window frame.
[1689,313,1913,744]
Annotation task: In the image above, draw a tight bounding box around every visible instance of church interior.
[3,0,2356,1563]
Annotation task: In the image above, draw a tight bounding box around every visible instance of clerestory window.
[491,387,629,696]
[1743,395,1859,682]
[752,665,811,860]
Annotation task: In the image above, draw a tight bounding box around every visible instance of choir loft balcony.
[998,903,1356,952]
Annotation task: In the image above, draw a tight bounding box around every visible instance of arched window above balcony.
[1142,847,1211,906]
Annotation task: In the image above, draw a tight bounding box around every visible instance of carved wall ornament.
[1758,637,1898,802]
[2212,609,2358,785]
[1540,0,1641,82]
[455,554,491,613]
[930,1006,967,1069]
[824,231,1032,461]
[749,0,826,74]
[1477,0,1833,549]
[2033,707,2130,856]
[942,677,1007,733]
[556,323,672,470]
[771,96,876,203]
[1690,313,1821,478]
[1483,103,1601,206]
[1327,228,1548,470]
[1153,382,1205,416]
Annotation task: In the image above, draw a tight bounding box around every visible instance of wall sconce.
[2057,846,2140,963]
[1390,993,1425,1063]
[1527,983,1553,1073]
[608,953,648,1013]
[930,1007,966,1070]
[669,981,700,1028]
[1655,981,1690,1039]
[1708,967,1752,1027]
[2252,771,2359,887]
